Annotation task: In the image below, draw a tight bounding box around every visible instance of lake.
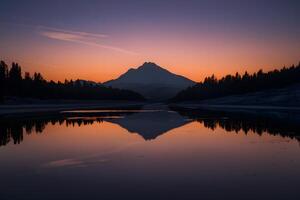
[0,106,300,200]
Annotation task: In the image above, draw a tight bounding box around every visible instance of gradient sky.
[0,0,299,82]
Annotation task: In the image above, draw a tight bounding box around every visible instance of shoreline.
[1,100,300,118]
[169,103,300,111]
[0,101,146,117]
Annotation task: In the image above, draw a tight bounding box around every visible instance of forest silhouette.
[1,60,300,102]
[172,63,300,102]
[0,61,145,102]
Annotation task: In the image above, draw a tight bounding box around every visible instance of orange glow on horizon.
[1,27,299,83]
[7,57,299,84]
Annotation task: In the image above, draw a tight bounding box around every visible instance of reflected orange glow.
[1,119,299,177]
[5,119,299,162]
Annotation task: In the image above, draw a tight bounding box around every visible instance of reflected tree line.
[172,63,300,101]
[174,108,300,141]
[1,109,300,146]
[0,117,106,146]
[0,60,145,102]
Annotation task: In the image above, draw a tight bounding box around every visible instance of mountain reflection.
[1,108,300,146]
[105,110,190,140]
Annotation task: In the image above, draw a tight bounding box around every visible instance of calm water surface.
[0,108,300,200]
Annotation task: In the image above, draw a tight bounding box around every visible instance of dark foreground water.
[0,107,300,200]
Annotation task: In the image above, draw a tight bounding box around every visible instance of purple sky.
[0,0,299,82]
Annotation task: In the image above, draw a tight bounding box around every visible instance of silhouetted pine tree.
[8,62,22,96]
[0,61,9,102]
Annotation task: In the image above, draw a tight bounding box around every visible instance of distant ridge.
[104,62,195,100]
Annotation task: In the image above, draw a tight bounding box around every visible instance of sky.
[0,0,299,82]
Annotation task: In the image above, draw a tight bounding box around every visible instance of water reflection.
[1,108,300,147]
[0,112,129,146]
[173,108,300,142]
[1,108,300,200]
[105,110,190,140]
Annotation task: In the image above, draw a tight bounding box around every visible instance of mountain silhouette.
[104,62,195,100]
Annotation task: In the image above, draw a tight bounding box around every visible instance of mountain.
[104,62,196,100]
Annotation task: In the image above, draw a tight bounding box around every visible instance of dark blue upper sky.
[1,0,299,32]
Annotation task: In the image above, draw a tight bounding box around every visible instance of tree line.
[0,60,145,103]
[172,62,300,102]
